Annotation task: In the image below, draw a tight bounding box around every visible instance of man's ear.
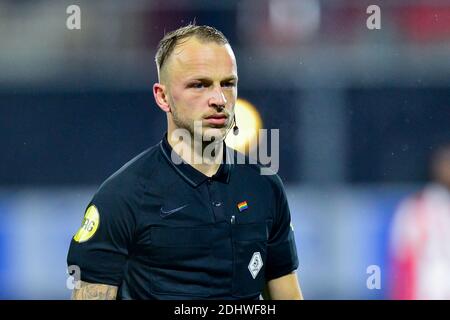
[153,83,171,113]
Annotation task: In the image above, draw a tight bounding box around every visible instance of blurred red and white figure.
[389,144,450,300]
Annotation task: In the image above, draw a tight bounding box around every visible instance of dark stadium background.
[0,0,449,299]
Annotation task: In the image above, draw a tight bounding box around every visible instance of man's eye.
[222,82,236,88]
[190,83,205,89]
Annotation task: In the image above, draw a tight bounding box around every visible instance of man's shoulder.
[228,147,285,193]
[95,142,162,198]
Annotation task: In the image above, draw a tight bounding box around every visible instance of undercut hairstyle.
[155,23,230,81]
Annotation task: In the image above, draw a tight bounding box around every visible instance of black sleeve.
[265,175,299,281]
[67,187,136,286]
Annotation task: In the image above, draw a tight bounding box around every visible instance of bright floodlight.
[226,98,263,154]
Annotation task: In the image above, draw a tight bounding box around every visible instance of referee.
[67,24,303,300]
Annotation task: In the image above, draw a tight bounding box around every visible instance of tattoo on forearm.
[71,281,118,300]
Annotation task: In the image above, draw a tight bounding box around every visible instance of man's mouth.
[204,114,228,126]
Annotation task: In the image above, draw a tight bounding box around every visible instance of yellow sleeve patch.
[73,205,100,243]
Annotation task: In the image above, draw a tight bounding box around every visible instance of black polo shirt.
[67,133,299,300]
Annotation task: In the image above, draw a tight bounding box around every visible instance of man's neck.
[167,132,224,178]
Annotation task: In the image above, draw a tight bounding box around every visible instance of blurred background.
[1,0,450,299]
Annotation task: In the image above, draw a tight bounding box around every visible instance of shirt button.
[212,201,222,207]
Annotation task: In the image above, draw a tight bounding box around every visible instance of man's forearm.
[71,280,118,300]
[265,272,304,300]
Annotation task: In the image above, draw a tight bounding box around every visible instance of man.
[389,144,450,299]
[67,24,303,300]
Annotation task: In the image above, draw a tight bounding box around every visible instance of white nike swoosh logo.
[160,204,189,217]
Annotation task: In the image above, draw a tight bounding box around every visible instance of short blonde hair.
[155,23,229,79]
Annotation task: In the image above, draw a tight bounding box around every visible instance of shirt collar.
[159,132,232,187]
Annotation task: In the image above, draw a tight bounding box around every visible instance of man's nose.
[208,86,227,108]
